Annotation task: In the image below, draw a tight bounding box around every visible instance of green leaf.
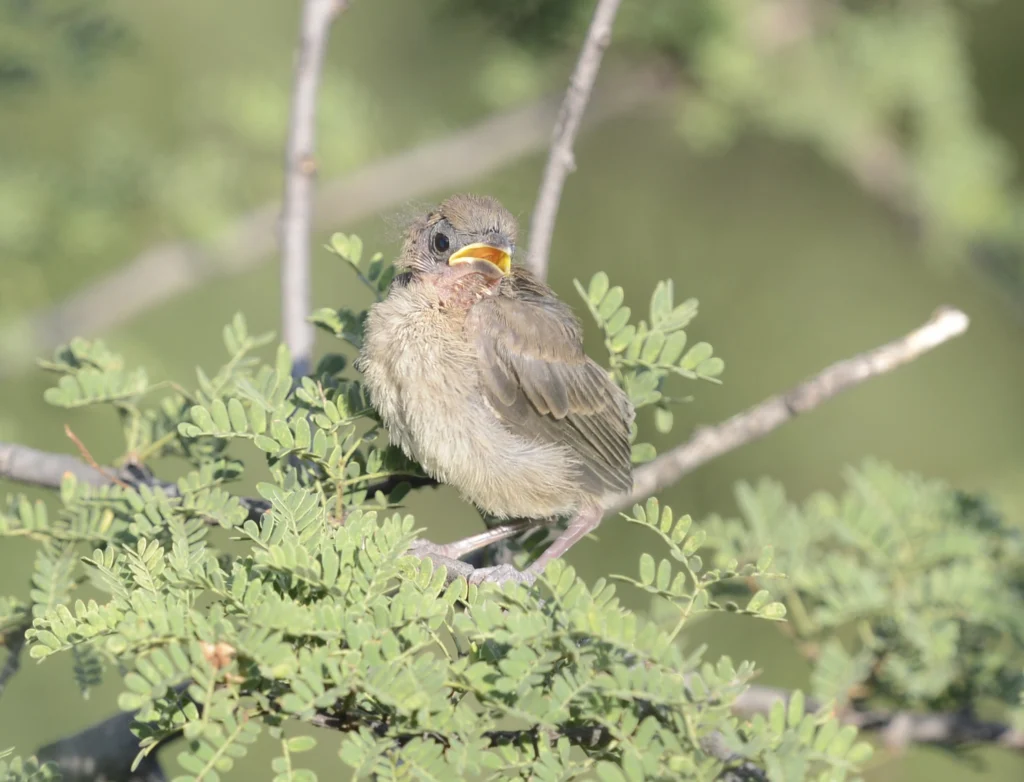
[696,357,725,379]
[286,736,317,753]
[787,690,805,727]
[597,287,625,320]
[654,406,674,434]
[604,306,632,337]
[587,272,610,304]
[639,553,656,586]
[631,443,656,464]
[228,398,248,433]
[596,762,627,782]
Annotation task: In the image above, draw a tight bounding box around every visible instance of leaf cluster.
[575,273,723,464]
[704,459,1024,720]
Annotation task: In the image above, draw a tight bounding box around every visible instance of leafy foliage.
[704,460,1024,719]
[0,238,881,780]
[0,748,58,782]
[3,239,1020,778]
[575,273,723,463]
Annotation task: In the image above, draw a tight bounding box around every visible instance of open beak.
[447,242,512,275]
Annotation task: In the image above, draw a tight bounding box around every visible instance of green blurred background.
[1,0,1022,779]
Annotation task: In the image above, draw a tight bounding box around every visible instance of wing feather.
[468,268,634,498]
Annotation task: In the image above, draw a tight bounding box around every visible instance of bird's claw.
[468,564,537,587]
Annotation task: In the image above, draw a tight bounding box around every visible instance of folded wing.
[468,268,634,498]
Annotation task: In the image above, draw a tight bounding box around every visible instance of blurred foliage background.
[0,0,1022,779]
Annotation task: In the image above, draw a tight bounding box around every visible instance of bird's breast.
[360,289,583,519]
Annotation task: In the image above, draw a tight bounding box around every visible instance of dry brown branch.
[611,306,970,513]
[280,0,351,378]
[526,0,623,280]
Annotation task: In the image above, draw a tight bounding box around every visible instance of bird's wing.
[468,269,635,497]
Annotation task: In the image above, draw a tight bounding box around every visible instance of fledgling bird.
[358,194,634,585]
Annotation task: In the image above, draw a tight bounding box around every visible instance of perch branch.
[526,0,623,280]
[613,306,970,513]
[281,0,350,379]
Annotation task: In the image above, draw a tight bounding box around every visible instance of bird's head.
[396,194,518,284]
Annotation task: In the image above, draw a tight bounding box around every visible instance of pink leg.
[469,504,603,586]
[413,518,539,561]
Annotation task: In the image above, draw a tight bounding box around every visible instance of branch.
[0,441,431,527]
[730,684,1024,753]
[612,306,970,514]
[280,0,350,379]
[526,0,623,280]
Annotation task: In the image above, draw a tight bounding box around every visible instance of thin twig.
[526,0,624,280]
[63,424,131,489]
[609,306,971,513]
[280,0,350,379]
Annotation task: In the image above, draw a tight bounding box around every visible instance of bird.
[357,194,634,585]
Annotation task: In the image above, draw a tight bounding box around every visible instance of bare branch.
[526,0,623,280]
[611,306,970,514]
[0,441,111,489]
[0,441,430,526]
[281,0,350,379]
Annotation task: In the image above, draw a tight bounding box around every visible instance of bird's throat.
[436,268,502,312]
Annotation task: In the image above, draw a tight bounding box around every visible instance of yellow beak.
[447,242,512,275]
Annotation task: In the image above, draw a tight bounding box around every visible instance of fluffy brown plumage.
[358,194,634,584]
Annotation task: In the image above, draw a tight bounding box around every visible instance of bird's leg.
[411,519,539,561]
[468,504,603,587]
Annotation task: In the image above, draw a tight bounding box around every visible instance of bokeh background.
[1,1,1022,779]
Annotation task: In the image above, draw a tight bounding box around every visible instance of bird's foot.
[468,564,537,587]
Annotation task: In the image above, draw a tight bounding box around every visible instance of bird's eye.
[432,231,450,254]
